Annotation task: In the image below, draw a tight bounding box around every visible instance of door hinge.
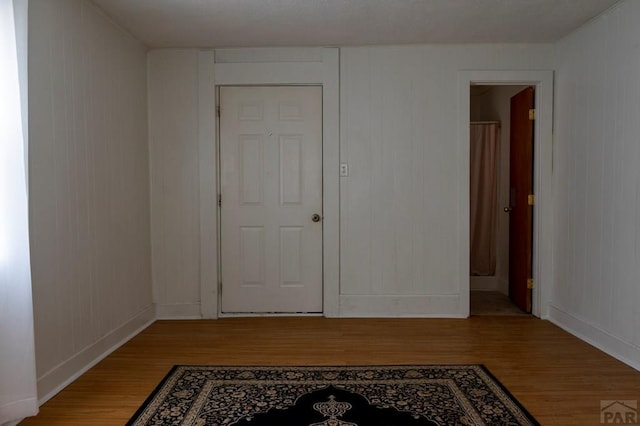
[528,194,535,206]
[527,278,534,289]
[218,194,222,207]
[216,105,221,117]
[529,108,536,120]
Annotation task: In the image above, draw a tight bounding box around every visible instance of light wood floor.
[21,317,640,425]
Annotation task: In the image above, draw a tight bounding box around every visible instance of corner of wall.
[155,303,203,320]
[36,305,155,405]
[549,305,640,372]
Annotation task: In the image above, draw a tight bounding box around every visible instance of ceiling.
[91,0,621,49]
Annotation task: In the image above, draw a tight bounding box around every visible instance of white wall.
[339,45,554,316]
[22,0,640,400]
[551,0,640,369]
[147,48,339,318]
[147,49,203,319]
[147,44,554,318]
[28,0,153,402]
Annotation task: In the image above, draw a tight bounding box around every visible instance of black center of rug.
[233,385,438,426]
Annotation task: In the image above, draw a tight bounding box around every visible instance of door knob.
[311,214,321,222]
[503,206,513,213]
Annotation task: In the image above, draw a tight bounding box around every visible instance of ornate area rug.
[127,365,538,425]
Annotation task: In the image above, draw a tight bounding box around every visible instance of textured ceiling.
[91,0,621,48]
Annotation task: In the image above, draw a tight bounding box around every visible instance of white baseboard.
[36,305,156,405]
[156,303,202,319]
[0,397,38,425]
[339,295,465,318]
[548,304,640,372]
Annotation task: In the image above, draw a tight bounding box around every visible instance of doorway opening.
[469,85,533,316]
[458,70,553,319]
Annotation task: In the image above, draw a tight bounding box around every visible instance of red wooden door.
[508,87,534,313]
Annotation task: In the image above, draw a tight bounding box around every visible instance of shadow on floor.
[470,291,529,316]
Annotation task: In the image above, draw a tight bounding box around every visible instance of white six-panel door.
[219,86,323,313]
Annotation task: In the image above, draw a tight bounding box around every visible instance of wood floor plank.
[21,317,640,425]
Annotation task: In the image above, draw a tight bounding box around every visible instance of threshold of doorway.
[470,291,529,316]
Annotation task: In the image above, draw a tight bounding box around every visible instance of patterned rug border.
[127,364,539,426]
[473,365,538,425]
[128,364,182,425]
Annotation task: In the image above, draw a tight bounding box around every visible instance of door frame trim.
[458,70,554,319]
[199,48,340,318]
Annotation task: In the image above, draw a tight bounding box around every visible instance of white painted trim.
[458,70,554,319]
[321,48,340,318]
[339,295,465,318]
[549,305,640,372]
[211,47,340,318]
[213,62,324,85]
[1,400,36,426]
[218,313,323,318]
[156,303,203,319]
[215,47,324,63]
[198,50,218,319]
[36,305,155,405]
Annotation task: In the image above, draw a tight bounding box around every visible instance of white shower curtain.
[470,123,499,276]
[0,0,39,424]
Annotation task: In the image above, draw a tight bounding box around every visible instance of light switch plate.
[340,163,349,177]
